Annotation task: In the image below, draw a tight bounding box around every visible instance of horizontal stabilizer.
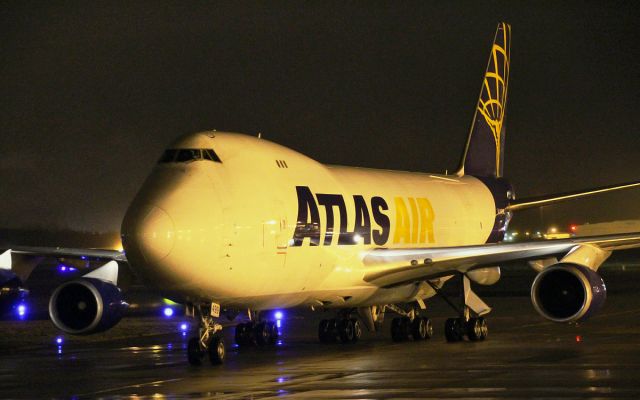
[507,180,640,212]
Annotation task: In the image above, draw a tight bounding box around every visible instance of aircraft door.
[262,201,288,268]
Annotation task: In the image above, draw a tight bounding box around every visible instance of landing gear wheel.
[351,318,362,343]
[187,337,205,366]
[235,322,254,346]
[267,321,279,345]
[466,318,483,342]
[445,318,464,342]
[391,317,410,342]
[208,334,226,365]
[412,317,433,341]
[319,319,336,343]
[479,317,488,340]
[255,322,271,346]
[338,318,355,343]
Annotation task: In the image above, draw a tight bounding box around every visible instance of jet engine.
[49,278,128,335]
[531,264,606,323]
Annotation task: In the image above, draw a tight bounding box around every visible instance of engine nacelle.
[531,263,606,323]
[49,278,128,335]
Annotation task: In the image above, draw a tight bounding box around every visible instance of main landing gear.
[318,310,363,343]
[186,303,225,366]
[387,305,434,342]
[430,274,491,343]
[235,319,279,347]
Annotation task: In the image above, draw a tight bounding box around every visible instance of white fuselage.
[121,132,497,310]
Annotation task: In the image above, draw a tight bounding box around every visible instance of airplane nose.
[135,206,176,262]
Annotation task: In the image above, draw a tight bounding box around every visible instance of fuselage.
[121,132,502,310]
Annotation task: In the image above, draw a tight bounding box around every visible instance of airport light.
[163,307,174,317]
[179,322,188,332]
[55,336,64,345]
[16,303,27,319]
[274,311,283,320]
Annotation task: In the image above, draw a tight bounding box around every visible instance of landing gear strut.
[187,303,225,366]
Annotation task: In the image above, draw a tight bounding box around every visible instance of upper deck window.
[158,148,222,164]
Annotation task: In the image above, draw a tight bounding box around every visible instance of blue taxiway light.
[179,322,188,332]
[16,303,27,319]
[163,307,174,317]
[274,311,283,320]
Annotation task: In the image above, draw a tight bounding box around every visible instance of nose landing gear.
[186,303,225,366]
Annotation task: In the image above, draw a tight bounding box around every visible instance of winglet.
[84,260,119,284]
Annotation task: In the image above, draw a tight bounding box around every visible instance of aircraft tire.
[235,323,250,346]
[445,318,464,342]
[351,318,362,343]
[338,318,355,343]
[391,317,410,342]
[187,337,204,366]
[466,318,483,341]
[208,334,225,365]
[267,321,278,345]
[318,319,332,343]
[255,322,271,346]
[412,317,433,340]
[479,317,488,340]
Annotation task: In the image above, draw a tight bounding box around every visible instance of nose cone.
[128,206,176,263]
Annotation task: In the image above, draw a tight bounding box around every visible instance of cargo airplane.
[2,23,640,366]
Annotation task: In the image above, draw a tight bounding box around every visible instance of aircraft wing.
[362,232,640,288]
[1,246,127,283]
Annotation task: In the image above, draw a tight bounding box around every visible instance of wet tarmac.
[2,287,640,399]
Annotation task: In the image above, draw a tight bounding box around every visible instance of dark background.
[1,1,639,234]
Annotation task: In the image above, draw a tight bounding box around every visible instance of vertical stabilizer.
[458,22,511,178]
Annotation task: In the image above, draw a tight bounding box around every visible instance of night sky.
[1,1,639,233]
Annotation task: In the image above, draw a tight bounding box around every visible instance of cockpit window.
[158,148,222,164]
[203,148,222,162]
[176,149,202,162]
[158,149,178,163]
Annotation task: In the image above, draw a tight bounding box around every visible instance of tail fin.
[458,22,511,178]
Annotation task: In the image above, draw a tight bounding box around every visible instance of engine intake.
[49,278,127,335]
[531,264,606,323]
